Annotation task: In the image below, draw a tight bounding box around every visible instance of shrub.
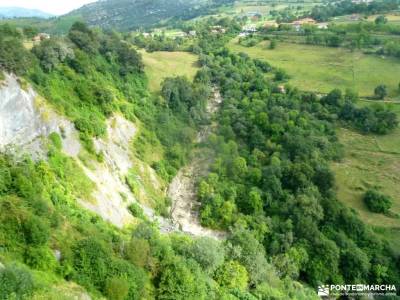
[363,189,392,214]
[0,263,35,299]
[374,85,387,100]
[48,132,63,150]
[105,276,129,300]
[23,216,50,246]
[72,238,112,289]
[128,202,145,219]
[214,260,249,291]
[125,237,150,268]
[24,247,57,271]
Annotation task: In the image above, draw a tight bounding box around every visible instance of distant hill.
[68,0,234,30]
[0,7,53,19]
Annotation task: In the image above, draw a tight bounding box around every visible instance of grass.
[140,50,199,92]
[331,100,400,235]
[228,39,400,97]
[332,127,400,229]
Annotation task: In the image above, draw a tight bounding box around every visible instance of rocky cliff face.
[0,74,165,228]
[0,74,80,158]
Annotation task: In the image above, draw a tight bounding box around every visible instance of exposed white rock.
[0,74,156,228]
[77,115,137,227]
[0,74,80,158]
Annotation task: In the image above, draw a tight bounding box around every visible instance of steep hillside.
[68,0,233,30]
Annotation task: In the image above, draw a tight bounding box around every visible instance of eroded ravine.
[167,88,225,239]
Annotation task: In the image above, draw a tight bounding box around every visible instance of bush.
[128,202,145,219]
[0,263,35,299]
[49,132,63,150]
[23,216,50,246]
[214,260,249,291]
[363,189,392,214]
[105,276,129,300]
[125,237,150,268]
[72,238,112,289]
[374,85,387,100]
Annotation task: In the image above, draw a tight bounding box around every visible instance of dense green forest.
[0,3,400,298]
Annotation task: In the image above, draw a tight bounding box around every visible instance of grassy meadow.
[140,50,199,92]
[228,39,400,98]
[332,101,400,251]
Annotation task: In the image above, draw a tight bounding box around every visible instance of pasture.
[332,101,400,251]
[228,39,400,97]
[140,50,199,92]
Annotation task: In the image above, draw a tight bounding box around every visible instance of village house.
[277,85,286,94]
[263,21,278,29]
[210,25,226,34]
[188,30,196,37]
[317,22,329,29]
[239,24,257,37]
[293,18,317,26]
[32,33,50,42]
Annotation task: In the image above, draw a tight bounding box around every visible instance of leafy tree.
[68,22,99,54]
[214,260,249,291]
[157,257,206,300]
[105,276,130,300]
[269,39,277,49]
[363,189,392,213]
[32,39,74,72]
[374,84,387,100]
[72,238,112,289]
[23,216,50,246]
[274,69,289,81]
[125,237,150,268]
[189,237,225,273]
[0,24,31,74]
[375,15,388,25]
[0,263,35,299]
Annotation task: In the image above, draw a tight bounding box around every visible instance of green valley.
[1,0,400,299]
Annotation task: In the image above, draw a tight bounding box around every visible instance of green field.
[140,51,199,92]
[332,100,400,252]
[332,126,400,228]
[228,39,400,97]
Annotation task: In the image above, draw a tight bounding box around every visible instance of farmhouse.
[264,21,278,29]
[293,18,317,26]
[32,33,50,42]
[242,24,257,32]
[210,26,226,34]
[317,22,329,29]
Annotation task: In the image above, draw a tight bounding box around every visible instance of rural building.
[210,26,226,34]
[349,14,360,21]
[317,22,329,29]
[293,18,317,26]
[264,21,278,29]
[242,24,257,32]
[277,85,286,94]
[188,30,196,36]
[32,33,50,42]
